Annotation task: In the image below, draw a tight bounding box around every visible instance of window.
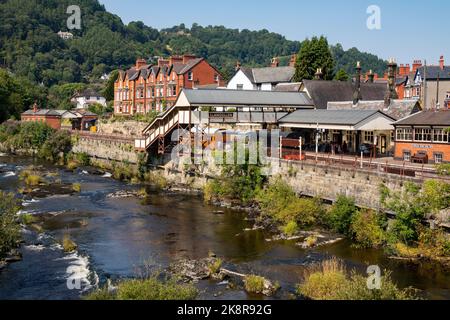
[415,128,432,142]
[433,129,449,142]
[171,86,177,97]
[237,84,244,90]
[364,131,374,143]
[215,74,219,82]
[434,153,443,164]
[403,151,411,162]
[446,92,450,99]
[396,128,413,141]
[188,71,193,81]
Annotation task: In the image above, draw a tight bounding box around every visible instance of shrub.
[244,275,266,294]
[297,258,416,300]
[25,174,43,186]
[38,130,72,162]
[62,234,77,252]
[350,210,386,248]
[325,195,358,235]
[0,192,21,257]
[144,171,168,190]
[66,160,79,171]
[76,153,91,166]
[282,221,299,236]
[21,213,37,225]
[257,178,322,227]
[86,276,198,300]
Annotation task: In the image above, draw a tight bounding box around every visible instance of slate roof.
[179,89,313,107]
[417,66,450,80]
[22,109,66,116]
[279,109,391,125]
[302,80,388,109]
[274,83,302,92]
[237,66,295,84]
[327,99,421,120]
[394,110,450,126]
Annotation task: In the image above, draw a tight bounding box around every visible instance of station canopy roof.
[278,109,396,131]
[175,89,314,108]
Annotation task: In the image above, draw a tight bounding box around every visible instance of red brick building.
[114,55,225,115]
[394,110,450,164]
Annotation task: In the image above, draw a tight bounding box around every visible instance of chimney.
[353,61,363,104]
[235,61,241,71]
[439,55,444,70]
[412,60,422,73]
[182,54,197,64]
[289,54,297,67]
[169,55,183,65]
[271,57,280,68]
[314,68,323,80]
[158,58,170,67]
[368,70,375,83]
[135,58,147,69]
[398,64,410,76]
[385,58,399,106]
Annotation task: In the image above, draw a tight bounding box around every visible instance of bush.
[86,276,198,300]
[76,153,91,166]
[257,178,322,227]
[244,275,266,294]
[39,130,72,162]
[297,258,416,300]
[21,213,37,225]
[144,171,168,190]
[350,210,386,248]
[25,174,43,186]
[282,221,299,236]
[0,192,21,258]
[325,195,358,235]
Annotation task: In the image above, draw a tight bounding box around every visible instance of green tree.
[102,70,119,102]
[294,36,335,81]
[334,69,349,81]
[0,192,21,258]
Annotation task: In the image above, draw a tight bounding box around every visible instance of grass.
[244,275,266,294]
[297,258,416,300]
[85,276,198,300]
[62,234,78,253]
[72,183,81,193]
[207,258,223,275]
[66,160,79,171]
[21,213,37,225]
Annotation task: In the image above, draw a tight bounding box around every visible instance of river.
[0,154,449,300]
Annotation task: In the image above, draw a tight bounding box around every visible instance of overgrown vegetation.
[256,178,323,233]
[297,258,416,300]
[243,275,266,295]
[204,163,265,205]
[0,192,21,258]
[0,121,72,163]
[85,275,198,300]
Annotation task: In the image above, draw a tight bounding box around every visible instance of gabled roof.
[237,66,295,84]
[21,109,66,116]
[327,99,421,120]
[394,110,450,126]
[176,89,314,107]
[302,80,388,109]
[417,66,450,80]
[274,82,302,92]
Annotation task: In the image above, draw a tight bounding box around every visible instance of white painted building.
[71,89,107,109]
[227,66,295,91]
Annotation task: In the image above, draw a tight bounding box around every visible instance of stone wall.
[271,159,422,209]
[97,119,147,137]
[72,135,139,164]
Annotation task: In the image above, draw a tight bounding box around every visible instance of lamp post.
[299,136,303,161]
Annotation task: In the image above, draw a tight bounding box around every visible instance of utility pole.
[423,60,427,109]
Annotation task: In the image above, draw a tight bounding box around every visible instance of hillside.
[0,0,388,83]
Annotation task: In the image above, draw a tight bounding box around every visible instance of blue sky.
[100,0,448,65]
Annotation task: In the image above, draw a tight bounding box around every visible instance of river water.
[0,154,449,300]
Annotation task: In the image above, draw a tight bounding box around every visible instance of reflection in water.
[0,154,449,300]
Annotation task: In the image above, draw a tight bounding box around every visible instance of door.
[380,135,387,154]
